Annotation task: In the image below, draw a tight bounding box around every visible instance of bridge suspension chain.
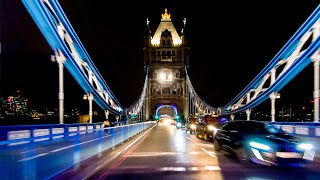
[127,67,149,117]
[185,66,217,116]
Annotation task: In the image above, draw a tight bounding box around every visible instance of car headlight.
[190,124,196,129]
[298,143,313,150]
[207,125,217,131]
[177,122,182,127]
[249,141,272,151]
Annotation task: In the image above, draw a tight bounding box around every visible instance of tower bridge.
[144,8,190,120]
[1,1,320,179]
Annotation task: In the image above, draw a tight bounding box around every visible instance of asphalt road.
[52,123,320,180]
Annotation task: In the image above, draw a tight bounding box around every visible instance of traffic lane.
[90,124,222,180]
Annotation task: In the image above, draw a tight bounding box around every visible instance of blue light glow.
[298,143,313,150]
[249,142,271,151]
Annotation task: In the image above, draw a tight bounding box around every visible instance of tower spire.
[161,8,171,21]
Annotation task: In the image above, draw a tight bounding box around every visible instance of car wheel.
[214,139,221,151]
[204,134,209,141]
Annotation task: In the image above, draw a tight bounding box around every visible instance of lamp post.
[270,92,280,122]
[83,93,93,123]
[51,50,66,124]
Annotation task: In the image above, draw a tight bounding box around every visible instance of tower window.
[162,40,166,46]
[167,40,171,46]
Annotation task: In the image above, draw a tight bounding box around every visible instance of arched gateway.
[144,9,190,120]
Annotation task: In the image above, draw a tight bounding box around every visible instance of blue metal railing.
[0,123,103,146]
[270,122,320,138]
[0,121,156,180]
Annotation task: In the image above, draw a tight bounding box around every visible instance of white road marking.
[186,137,198,144]
[201,148,217,158]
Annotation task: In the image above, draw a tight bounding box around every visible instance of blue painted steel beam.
[225,37,320,115]
[223,4,320,113]
[22,0,125,115]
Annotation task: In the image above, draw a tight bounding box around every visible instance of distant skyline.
[1,1,319,112]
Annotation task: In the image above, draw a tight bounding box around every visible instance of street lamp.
[83,93,93,123]
[270,92,280,122]
[51,50,66,124]
[83,94,88,100]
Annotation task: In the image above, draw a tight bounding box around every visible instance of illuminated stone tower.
[144,9,190,120]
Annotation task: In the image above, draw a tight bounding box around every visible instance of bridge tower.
[144,9,190,121]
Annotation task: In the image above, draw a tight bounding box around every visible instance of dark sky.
[1,0,319,111]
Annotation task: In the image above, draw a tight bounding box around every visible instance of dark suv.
[196,115,224,142]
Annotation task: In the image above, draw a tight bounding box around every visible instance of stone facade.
[144,9,190,120]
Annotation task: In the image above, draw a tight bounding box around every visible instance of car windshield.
[264,124,285,134]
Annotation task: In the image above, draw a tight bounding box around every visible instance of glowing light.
[249,142,271,151]
[251,148,264,161]
[160,72,166,81]
[161,8,171,21]
[151,9,182,46]
[298,143,313,150]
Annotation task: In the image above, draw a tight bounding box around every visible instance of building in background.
[1,90,28,115]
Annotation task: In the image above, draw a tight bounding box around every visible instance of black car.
[175,119,186,129]
[214,120,315,167]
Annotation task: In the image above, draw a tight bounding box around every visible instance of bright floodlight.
[160,72,166,81]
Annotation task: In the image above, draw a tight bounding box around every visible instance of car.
[175,119,186,129]
[157,118,171,125]
[214,120,315,167]
[185,115,197,134]
[195,115,226,142]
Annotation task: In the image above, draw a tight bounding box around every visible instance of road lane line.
[83,124,156,180]
[201,148,217,158]
[98,127,150,179]
[108,165,221,172]
[186,136,198,144]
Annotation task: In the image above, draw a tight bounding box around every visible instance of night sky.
[1,0,319,112]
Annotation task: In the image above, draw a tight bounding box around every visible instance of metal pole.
[52,50,66,124]
[246,109,251,120]
[58,62,64,124]
[314,60,320,122]
[105,110,109,119]
[270,69,276,122]
[88,93,93,123]
[270,92,276,122]
[246,93,251,120]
